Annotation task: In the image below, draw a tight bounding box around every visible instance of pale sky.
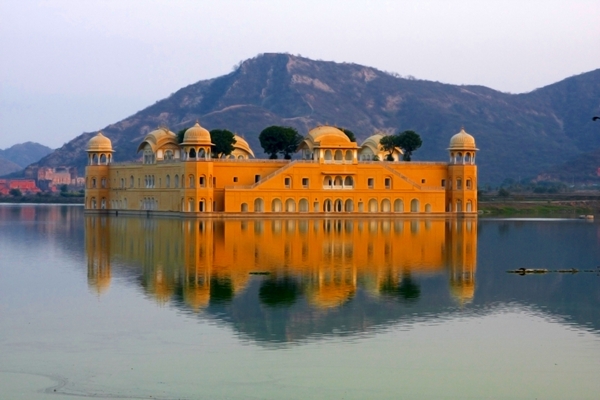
[1,0,599,149]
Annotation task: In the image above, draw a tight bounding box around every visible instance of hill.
[0,142,53,168]
[32,53,600,184]
[0,158,22,177]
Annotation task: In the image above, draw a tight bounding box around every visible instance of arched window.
[464,153,471,164]
[199,175,206,187]
[92,154,98,165]
[467,200,473,212]
[241,203,248,212]
[334,150,343,161]
[166,175,171,188]
[199,199,205,212]
[254,198,264,212]
[368,199,378,212]
[130,176,134,188]
[344,199,354,212]
[91,197,97,209]
[344,176,354,188]
[165,150,173,160]
[410,199,420,212]
[334,199,343,212]
[174,175,179,188]
[100,198,106,209]
[425,203,432,213]
[381,199,391,212]
[323,176,333,188]
[394,199,403,212]
[100,154,107,164]
[92,178,97,188]
[189,175,195,188]
[189,148,196,159]
[272,198,282,212]
[334,176,343,188]
[345,150,353,162]
[457,200,463,212]
[299,198,309,212]
[323,199,332,212]
[198,148,206,159]
[285,198,296,212]
[188,198,194,212]
[324,150,332,161]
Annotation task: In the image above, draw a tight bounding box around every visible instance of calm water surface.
[1,205,599,399]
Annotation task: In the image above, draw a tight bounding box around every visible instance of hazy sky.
[1,0,599,149]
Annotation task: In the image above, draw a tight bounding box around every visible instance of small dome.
[137,127,177,153]
[308,126,351,145]
[448,128,477,150]
[182,122,212,146]
[232,135,255,158]
[87,132,113,152]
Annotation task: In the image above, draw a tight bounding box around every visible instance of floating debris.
[507,268,548,275]
[506,267,597,274]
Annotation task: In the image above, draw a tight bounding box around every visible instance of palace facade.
[84,124,478,215]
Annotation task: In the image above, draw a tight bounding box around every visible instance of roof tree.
[337,127,357,142]
[396,130,422,161]
[259,126,302,159]
[210,129,237,158]
[379,135,398,161]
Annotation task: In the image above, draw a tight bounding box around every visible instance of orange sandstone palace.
[84,124,478,215]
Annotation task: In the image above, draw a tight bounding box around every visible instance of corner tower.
[85,132,113,211]
[447,128,478,213]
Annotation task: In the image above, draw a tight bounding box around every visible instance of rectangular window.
[384,178,391,189]
[255,175,261,183]
[421,179,426,184]
[284,177,291,188]
[466,179,472,189]
[457,179,462,189]
[233,177,238,183]
[441,179,446,187]
[200,177,205,187]
[368,178,374,189]
[302,178,309,188]
[213,177,216,186]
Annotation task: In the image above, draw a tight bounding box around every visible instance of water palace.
[84,124,478,216]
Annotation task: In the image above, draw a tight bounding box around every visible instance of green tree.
[379,135,397,161]
[396,130,422,161]
[337,127,357,142]
[9,188,22,197]
[176,127,189,144]
[209,129,236,158]
[60,184,68,193]
[259,126,302,159]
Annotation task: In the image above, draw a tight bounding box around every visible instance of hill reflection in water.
[86,217,477,344]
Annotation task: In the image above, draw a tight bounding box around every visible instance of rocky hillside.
[33,53,600,184]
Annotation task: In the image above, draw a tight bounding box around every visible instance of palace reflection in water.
[86,216,477,342]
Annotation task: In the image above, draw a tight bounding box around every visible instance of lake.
[1,204,599,399]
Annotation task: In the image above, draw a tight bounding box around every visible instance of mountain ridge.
[32,53,600,184]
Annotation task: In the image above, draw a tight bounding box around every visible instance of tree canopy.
[259,126,303,159]
[210,129,236,158]
[337,127,357,142]
[379,135,397,161]
[396,130,422,161]
[176,128,189,144]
